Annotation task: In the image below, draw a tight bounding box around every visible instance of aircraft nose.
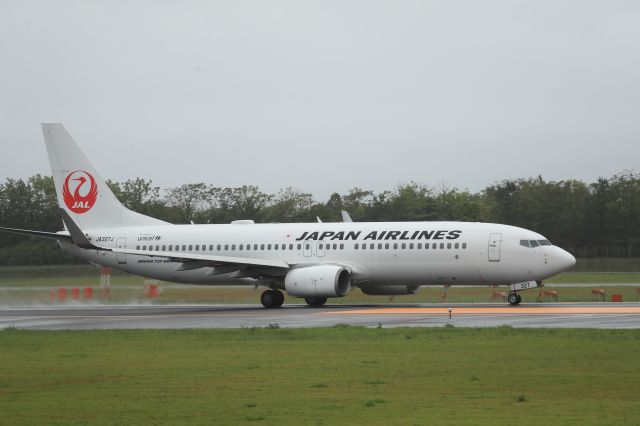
[554,247,576,273]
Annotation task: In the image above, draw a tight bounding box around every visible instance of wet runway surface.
[1,303,640,329]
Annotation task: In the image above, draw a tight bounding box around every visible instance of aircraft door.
[317,241,325,257]
[488,233,502,262]
[116,237,127,264]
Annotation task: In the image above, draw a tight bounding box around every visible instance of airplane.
[0,124,576,308]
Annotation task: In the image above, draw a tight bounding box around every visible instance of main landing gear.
[304,297,327,308]
[507,292,522,305]
[260,289,284,308]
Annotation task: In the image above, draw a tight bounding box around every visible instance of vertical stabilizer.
[42,123,168,229]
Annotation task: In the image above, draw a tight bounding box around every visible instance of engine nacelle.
[284,265,352,298]
[359,284,420,296]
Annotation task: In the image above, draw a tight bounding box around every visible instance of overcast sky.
[1,0,639,200]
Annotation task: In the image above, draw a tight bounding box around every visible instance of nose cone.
[553,247,576,273]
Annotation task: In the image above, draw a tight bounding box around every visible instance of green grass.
[546,272,640,284]
[0,327,639,425]
[1,266,640,305]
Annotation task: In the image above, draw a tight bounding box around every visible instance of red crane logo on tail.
[63,171,98,214]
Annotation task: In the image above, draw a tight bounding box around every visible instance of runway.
[1,303,640,329]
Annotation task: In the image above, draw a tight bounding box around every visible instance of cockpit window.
[521,239,552,248]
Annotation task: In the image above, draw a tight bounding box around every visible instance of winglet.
[58,208,101,249]
[341,210,353,222]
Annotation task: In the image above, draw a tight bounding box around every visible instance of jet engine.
[359,284,420,296]
[284,265,352,297]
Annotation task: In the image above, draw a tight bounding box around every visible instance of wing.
[111,246,290,270]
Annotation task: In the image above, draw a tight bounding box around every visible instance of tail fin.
[42,123,168,229]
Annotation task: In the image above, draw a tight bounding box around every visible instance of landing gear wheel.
[261,290,284,309]
[507,293,521,305]
[304,297,327,307]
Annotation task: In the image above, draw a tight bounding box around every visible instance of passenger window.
[224,244,229,250]
[454,243,459,249]
[182,245,186,251]
[402,243,406,249]
[168,245,172,251]
[362,244,366,250]
[195,245,199,251]
[305,244,310,250]
[136,245,140,250]
[333,244,338,250]
[417,243,422,249]
[393,243,398,249]
[378,243,383,249]
[440,243,444,249]
[261,244,265,250]
[339,244,344,249]
[239,244,243,250]
[268,244,272,250]
[433,243,437,249]
[385,243,389,249]
[209,244,213,251]
[274,244,279,250]
[297,244,301,250]
[162,245,166,251]
[319,244,324,249]
[354,243,358,249]
[231,244,236,250]
[370,243,375,249]
[447,243,451,249]
[254,244,258,250]
[289,244,294,250]
[188,245,193,251]
[409,243,413,249]
[142,245,147,250]
[462,243,467,249]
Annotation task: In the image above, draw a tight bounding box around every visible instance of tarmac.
[1,303,640,329]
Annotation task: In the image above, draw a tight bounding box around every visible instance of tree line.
[1,172,639,265]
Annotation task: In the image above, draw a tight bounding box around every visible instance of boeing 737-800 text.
[0,124,576,307]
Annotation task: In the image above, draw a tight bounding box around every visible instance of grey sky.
[1,0,639,200]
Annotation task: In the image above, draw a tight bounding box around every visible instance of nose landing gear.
[506,280,541,305]
[507,293,522,305]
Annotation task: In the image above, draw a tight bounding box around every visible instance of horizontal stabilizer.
[58,208,100,249]
[0,227,71,242]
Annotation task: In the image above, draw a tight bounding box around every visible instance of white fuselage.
[60,221,575,288]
